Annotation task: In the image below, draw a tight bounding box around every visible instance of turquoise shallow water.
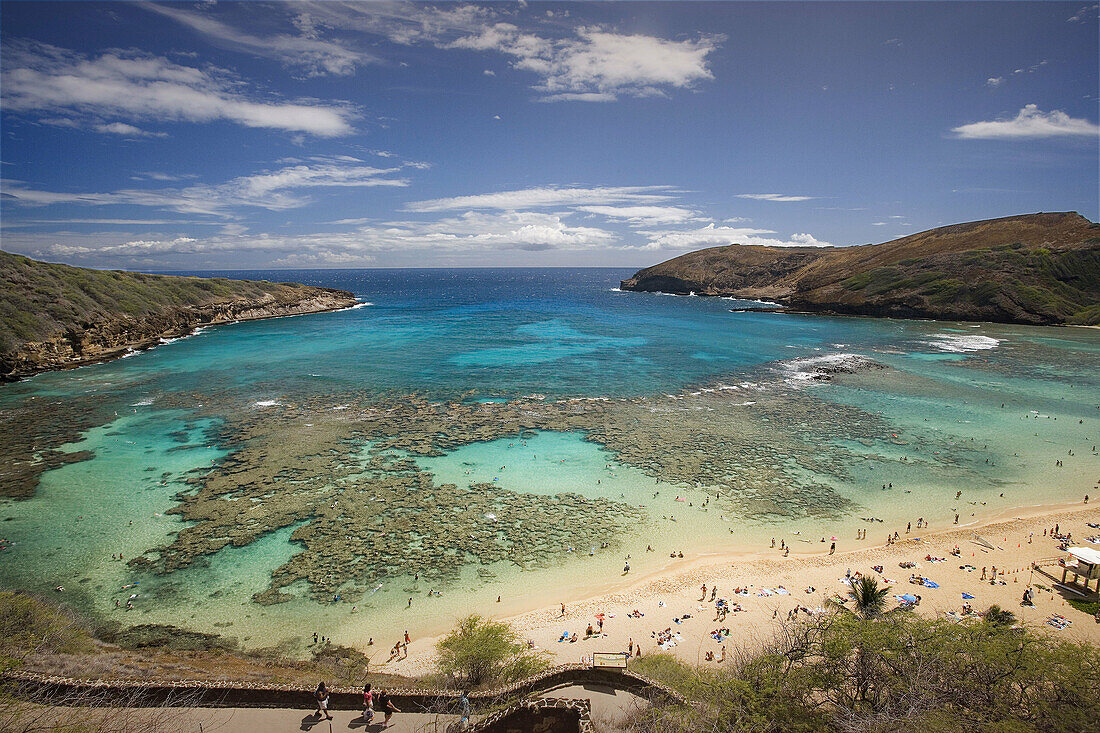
[1,268,1097,649]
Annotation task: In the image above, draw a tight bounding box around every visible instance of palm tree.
[831,575,892,620]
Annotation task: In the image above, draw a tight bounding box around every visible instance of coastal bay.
[0,268,1096,657]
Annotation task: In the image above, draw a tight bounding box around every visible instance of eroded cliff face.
[1,289,356,381]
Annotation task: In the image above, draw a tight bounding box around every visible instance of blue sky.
[1,1,1097,270]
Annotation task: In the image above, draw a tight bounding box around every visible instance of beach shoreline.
[382,500,1100,676]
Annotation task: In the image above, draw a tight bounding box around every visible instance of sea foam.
[924,334,1001,353]
[779,353,880,384]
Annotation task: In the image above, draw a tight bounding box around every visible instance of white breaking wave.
[779,353,879,384]
[924,334,1001,353]
[252,400,281,408]
[131,398,153,406]
[349,301,374,309]
[724,297,781,307]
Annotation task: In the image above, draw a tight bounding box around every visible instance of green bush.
[435,614,549,688]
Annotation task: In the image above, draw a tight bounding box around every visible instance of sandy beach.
[383,501,1100,676]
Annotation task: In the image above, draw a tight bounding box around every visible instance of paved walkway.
[118,683,648,732]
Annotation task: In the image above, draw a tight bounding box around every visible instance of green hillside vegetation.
[835,241,1100,324]
[0,251,356,379]
[0,251,342,354]
[621,213,1100,325]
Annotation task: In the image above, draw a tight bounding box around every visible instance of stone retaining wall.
[4,663,687,713]
[471,697,593,733]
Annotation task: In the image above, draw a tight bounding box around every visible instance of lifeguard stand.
[1061,547,1100,594]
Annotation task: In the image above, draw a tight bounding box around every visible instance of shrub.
[434,615,549,688]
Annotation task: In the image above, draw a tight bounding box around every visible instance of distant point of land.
[621,212,1100,326]
[0,252,358,381]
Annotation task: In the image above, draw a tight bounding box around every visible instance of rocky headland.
[0,252,358,381]
[621,212,1100,325]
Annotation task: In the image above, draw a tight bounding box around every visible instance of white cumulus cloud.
[452,24,722,101]
[952,104,1100,139]
[287,3,722,101]
[637,223,832,250]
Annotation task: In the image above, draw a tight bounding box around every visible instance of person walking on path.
[459,690,471,729]
[362,683,374,724]
[313,681,332,721]
[377,688,400,728]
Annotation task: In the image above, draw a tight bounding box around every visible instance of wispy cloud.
[1067,4,1098,22]
[0,218,208,229]
[405,186,677,212]
[983,60,1047,89]
[130,172,199,182]
[94,122,167,138]
[245,2,723,102]
[2,157,413,217]
[575,205,700,226]
[952,104,1099,139]
[1,41,355,136]
[735,193,816,202]
[5,209,619,266]
[142,3,372,77]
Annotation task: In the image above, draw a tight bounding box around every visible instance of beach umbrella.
[900,593,917,602]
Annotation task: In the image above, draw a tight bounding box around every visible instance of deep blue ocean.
[7,266,1039,402]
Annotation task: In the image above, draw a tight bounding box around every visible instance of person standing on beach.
[313,682,332,721]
